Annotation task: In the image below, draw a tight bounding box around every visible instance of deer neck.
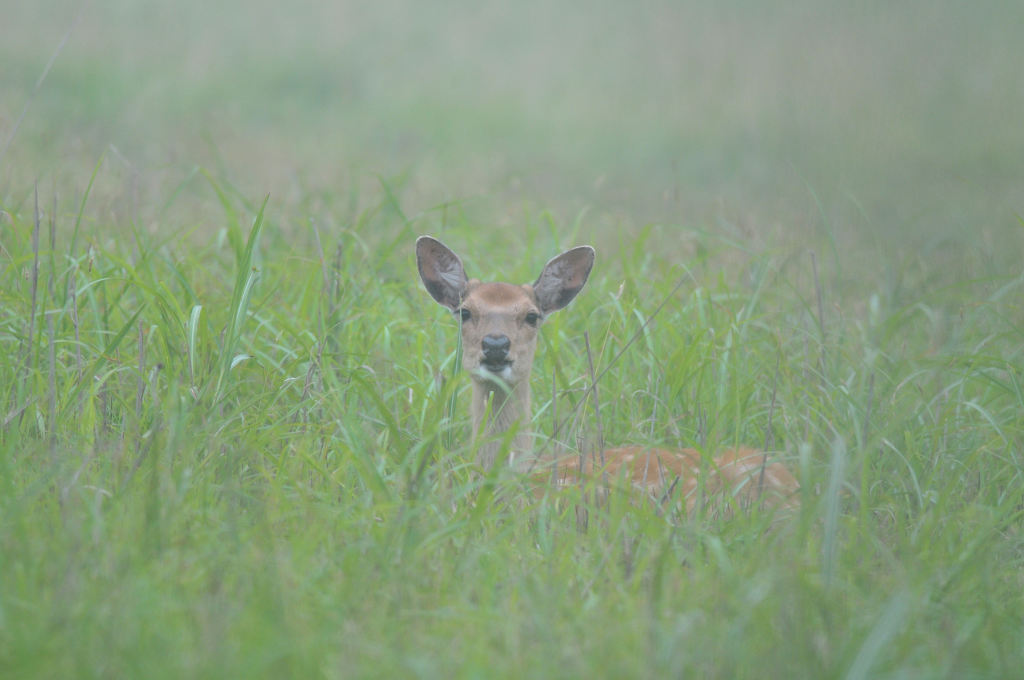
[470,377,535,472]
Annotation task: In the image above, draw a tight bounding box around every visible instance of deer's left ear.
[533,246,595,315]
[416,236,469,310]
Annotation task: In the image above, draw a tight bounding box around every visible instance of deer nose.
[481,334,511,362]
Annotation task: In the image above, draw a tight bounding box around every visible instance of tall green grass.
[1,173,1022,677]
[3,0,1024,677]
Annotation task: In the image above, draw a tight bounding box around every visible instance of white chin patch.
[476,364,514,385]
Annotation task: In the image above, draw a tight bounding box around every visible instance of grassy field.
[3,1,1024,677]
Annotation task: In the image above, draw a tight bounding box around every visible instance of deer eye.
[524,311,541,327]
[459,308,471,322]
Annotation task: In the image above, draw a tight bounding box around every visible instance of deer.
[415,235,800,514]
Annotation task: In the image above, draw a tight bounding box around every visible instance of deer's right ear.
[533,245,595,315]
[416,236,468,311]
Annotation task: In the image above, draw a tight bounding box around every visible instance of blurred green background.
[3,0,1022,264]
[3,3,1024,677]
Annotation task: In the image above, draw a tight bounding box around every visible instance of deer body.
[416,236,799,512]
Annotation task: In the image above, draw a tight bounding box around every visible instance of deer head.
[416,235,595,470]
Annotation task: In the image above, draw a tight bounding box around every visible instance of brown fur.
[416,236,800,512]
[549,446,800,513]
